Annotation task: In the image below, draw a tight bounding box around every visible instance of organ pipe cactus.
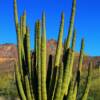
[54,12,64,67]
[81,62,92,100]
[78,39,84,74]
[14,0,18,28]
[65,0,76,49]
[14,0,92,100]
[41,12,47,100]
[35,20,42,100]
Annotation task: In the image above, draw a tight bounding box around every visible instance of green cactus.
[60,49,72,99]
[22,11,26,35]
[54,12,64,67]
[14,0,92,100]
[14,0,18,28]
[65,0,76,49]
[71,29,76,51]
[15,63,26,100]
[48,67,59,100]
[25,75,32,100]
[16,24,23,81]
[72,83,78,100]
[54,62,63,100]
[36,20,42,100]
[26,26,31,78]
[81,62,92,100]
[62,30,76,96]
[67,77,76,100]
[78,38,84,74]
[41,12,47,100]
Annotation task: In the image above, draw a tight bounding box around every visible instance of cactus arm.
[64,28,76,95]
[41,12,47,100]
[64,50,75,95]
[46,55,53,94]
[67,77,75,100]
[72,83,78,100]
[14,0,18,28]
[20,16,25,62]
[81,62,92,100]
[36,20,42,100]
[67,81,78,100]
[48,67,59,100]
[34,21,38,73]
[51,68,59,100]
[78,39,84,74]
[71,29,76,51]
[20,16,23,37]
[17,24,24,80]
[60,49,72,100]
[54,12,64,67]
[47,55,54,97]
[54,63,63,100]
[65,0,76,49]
[15,63,26,100]
[25,75,32,100]
[26,26,31,78]
[22,11,26,36]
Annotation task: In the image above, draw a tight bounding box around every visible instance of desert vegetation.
[13,0,92,100]
[0,0,100,100]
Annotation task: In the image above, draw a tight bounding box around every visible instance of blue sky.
[0,0,100,56]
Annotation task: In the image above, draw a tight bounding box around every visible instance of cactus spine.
[14,0,92,100]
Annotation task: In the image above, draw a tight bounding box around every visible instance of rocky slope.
[0,44,17,60]
[0,44,17,73]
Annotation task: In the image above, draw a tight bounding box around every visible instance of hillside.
[0,44,17,73]
[0,40,100,73]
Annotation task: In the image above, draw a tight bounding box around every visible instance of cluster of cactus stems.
[14,0,92,100]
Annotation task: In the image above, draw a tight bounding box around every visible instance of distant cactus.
[14,0,92,100]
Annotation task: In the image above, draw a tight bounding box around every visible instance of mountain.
[0,44,17,73]
[0,40,100,74]
[0,44,17,60]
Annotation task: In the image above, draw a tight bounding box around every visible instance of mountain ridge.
[0,39,100,73]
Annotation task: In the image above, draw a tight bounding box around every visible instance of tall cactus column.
[14,0,18,28]
[35,20,42,100]
[54,12,64,67]
[41,12,47,100]
[26,26,31,78]
[78,39,84,74]
[81,62,92,100]
[65,0,76,49]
